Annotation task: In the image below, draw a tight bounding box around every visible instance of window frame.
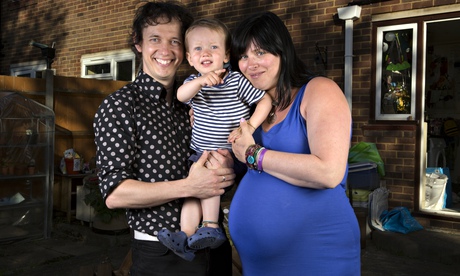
[375,23,418,121]
[10,60,50,78]
[80,49,136,81]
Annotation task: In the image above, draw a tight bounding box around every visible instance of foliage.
[83,176,125,224]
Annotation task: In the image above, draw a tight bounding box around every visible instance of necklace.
[267,101,279,124]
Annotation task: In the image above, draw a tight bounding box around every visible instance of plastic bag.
[348,142,385,177]
[424,169,448,210]
[380,207,423,234]
[368,187,389,231]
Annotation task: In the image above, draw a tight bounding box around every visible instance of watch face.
[247,155,255,165]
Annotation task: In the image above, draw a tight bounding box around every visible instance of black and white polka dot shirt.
[93,70,192,236]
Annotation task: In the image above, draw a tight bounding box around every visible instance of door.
[422,18,460,216]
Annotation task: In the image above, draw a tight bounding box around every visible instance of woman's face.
[238,41,280,95]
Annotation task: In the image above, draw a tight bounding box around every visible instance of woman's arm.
[232,77,351,189]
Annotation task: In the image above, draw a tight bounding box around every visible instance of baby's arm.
[228,93,272,142]
[177,69,226,102]
[247,94,272,133]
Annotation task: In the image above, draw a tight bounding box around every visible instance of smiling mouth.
[250,72,262,78]
[156,58,172,65]
[201,60,212,65]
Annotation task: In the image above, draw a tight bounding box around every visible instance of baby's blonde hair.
[185,18,231,54]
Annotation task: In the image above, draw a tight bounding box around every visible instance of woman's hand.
[230,118,256,163]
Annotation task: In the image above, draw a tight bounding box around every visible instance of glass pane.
[85,63,110,75]
[380,29,413,115]
[116,60,132,81]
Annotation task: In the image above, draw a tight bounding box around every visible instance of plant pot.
[92,213,129,234]
[28,166,35,175]
[7,165,14,175]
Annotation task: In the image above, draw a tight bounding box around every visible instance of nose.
[248,58,258,70]
[201,49,210,57]
[158,41,172,54]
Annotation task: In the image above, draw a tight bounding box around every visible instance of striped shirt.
[184,70,265,152]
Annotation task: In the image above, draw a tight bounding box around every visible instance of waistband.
[134,230,159,242]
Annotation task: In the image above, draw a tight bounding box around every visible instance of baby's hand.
[199,69,227,87]
[228,127,242,143]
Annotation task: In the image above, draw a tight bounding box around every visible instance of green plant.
[83,176,125,224]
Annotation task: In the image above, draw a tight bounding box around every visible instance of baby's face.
[186,27,229,74]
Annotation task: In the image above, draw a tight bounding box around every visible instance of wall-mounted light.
[315,43,327,70]
[29,40,56,69]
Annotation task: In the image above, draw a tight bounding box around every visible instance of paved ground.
[0,217,131,276]
[1,215,460,275]
[361,233,460,276]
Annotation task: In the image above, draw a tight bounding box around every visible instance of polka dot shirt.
[93,70,192,236]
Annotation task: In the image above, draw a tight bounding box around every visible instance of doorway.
[423,18,460,215]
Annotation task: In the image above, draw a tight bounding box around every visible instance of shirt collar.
[134,70,170,100]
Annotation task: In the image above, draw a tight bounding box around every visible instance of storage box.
[348,189,371,208]
[348,162,380,190]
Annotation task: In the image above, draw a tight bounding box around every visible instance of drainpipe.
[337,5,362,110]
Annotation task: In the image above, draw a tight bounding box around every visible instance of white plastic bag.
[368,187,390,231]
[424,172,448,210]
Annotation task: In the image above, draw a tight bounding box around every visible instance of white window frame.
[10,60,51,78]
[81,49,136,81]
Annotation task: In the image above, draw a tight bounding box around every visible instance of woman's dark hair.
[232,11,316,109]
[129,1,194,58]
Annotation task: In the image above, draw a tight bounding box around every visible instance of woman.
[228,11,361,275]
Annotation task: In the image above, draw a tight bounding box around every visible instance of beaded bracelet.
[245,144,264,170]
[257,148,267,172]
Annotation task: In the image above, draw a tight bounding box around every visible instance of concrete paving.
[362,229,460,276]
[0,217,131,276]
[1,215,460,275]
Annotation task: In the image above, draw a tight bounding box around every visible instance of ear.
[186,52,193,66]
[135,43,142,53]
[224,51,230,64]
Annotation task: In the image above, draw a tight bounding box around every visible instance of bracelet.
[247,120,256,131]
[257,148,267,172]
[245,144,264,170]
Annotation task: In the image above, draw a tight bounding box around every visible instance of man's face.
[135,18,184,87]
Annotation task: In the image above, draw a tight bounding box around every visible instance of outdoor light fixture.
[29,40,56,69]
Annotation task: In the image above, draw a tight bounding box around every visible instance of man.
[93,2,234,275]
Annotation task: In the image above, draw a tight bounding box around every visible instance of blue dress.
[229,84,361,276]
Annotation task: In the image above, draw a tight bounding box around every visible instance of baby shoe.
[158,229,196,261]
[187,227,227,250]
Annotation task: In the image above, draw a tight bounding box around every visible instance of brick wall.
[0,0,136,77]
[2,0,460,226]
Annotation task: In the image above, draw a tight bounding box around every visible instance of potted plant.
[27,159,36,175]
[1,159,8,175]
[1,158,14,175]
[83,175,128,233]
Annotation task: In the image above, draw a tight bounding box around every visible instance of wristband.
[257,148,267,172]
[245,144,263,170]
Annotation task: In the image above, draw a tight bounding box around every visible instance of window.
[375,23,417,120]
[81,49,136,81]
[10,61,50,78]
